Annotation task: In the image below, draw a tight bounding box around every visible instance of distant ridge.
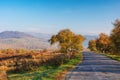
[0,31,50,50]
[83,35,98,48]
[28,32,52,40]
[0,31,98,49]
[0,31,35,39]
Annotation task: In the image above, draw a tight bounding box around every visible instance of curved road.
[65,52,120,80]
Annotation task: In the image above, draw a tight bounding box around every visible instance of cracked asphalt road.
[65,52,120,80]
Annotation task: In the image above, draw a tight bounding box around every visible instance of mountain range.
[0,31,34,39]
[0,31,51,50]
[0,31,98,50]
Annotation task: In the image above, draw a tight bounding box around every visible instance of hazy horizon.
[0,0,120,35]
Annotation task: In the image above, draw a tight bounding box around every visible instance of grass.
[8,52,82,80]
[103,53,120,61]
[94,51,120,62]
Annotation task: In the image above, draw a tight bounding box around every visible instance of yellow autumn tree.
[49,29,85,53]
[110,19,120,54]
[88,39,97,51]
[96,33,112,53]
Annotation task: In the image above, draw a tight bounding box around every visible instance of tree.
[49,29,85,53]
[71,34,85,51]
[88,39,97,51]
[96,33,112,53]
[110,19,120,53]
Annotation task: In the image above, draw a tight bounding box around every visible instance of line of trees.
[88,19,120,54]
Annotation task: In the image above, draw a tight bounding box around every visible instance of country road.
[65,52,120,80]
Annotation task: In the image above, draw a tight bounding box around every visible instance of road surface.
[65,52,120,80]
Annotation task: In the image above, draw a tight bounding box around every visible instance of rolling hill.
[0,31,98,50]
[0,31,35,39]
[0,31,50,50]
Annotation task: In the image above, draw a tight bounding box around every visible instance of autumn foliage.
[88,39,97,51]
[49,29,85,60]
[49,29,85,53]
[96,33,112,53]
[110,19,120,54]
[0,49,73,73]
[88,19,120,54]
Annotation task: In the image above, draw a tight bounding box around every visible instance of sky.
[0,0,120,35]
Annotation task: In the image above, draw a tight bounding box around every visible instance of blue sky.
[0,0,120,35]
